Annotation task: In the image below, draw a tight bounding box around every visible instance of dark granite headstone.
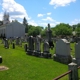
[0,56,2,63]
[12,43,15,49]
[24,44,27,52]
[27,36,34,55]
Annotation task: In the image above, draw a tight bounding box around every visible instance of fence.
[53,62,80,80]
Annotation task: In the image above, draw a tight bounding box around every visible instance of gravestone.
[34,35,41,57]
[75,41,80,66]
[53,39,72,64]
[9,38,13,44]
[16,37,19,45]
[24,43,27,52]
[12,43,15,49]
[27,36,34,55]
[0,56,2,63]
[42,41,51,58]
[46,23,54,49]
[4,39,9,49]
[19,39,22,47]
[1,38,4,44]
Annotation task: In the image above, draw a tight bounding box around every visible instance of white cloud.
[42,17,54,21]
[28,20,38,26]
[0,12,3,20]
[0,0,30,21]
[47,12,51,15]
[70,19,80,25]
[49,0,76,8]
[39,23,47,27]
[38,22,60,27]
[37,14,44,17]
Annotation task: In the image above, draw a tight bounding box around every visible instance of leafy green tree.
[75,23,80,36]
[72,24,77,31]
[28,25,42,37]
[41,29,46,37]
[54,23,72,36]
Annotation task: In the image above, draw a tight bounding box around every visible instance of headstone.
[53,39,72,64]
[12,43,15,49]
[19,39,22,47]
[24,43,27,52]
[9,38,13,44]
[16,37,19,45]
[0,56,2,63]
[42,41,51,58]
[75,41,80,66]
[34,35,41,57]
[4,39,9,49]
[27,36,34,55]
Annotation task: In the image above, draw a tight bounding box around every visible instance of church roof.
[0,21,24,28]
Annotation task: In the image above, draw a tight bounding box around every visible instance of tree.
[54,23,72,36]
[72,24,77,31]
[28,25,42,37]
[75,23,80,36]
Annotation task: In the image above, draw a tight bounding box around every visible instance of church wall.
[6,22,25,38]
[0,26,6,37]
[6,24,13,38]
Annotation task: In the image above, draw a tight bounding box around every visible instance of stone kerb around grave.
[53,39,72,64]
[75,41,80,66]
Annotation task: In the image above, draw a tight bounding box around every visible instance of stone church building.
[0,12,25,38]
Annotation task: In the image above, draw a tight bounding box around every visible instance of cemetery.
[0,23,80,80]
[0,12,80,79]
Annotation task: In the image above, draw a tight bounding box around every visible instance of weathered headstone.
[19,39,22,47]
[53,39,72,64]
[9,38,13,44]
[27,36,34,55]
[16,37,19,45]
[4,39,9,49]
[75,41,80,66]
[34,35,41,57]
[42,41,51,58]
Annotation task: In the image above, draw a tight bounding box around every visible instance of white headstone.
[56,39,70,56]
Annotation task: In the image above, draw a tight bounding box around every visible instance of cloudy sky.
[0,0,80,27]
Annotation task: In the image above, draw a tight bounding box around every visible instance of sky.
[0,0,80,27]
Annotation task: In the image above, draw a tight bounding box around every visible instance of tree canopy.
[22,17,80,37]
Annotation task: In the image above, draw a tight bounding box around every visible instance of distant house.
[0,12,25,38]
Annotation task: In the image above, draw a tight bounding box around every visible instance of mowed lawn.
[0,41,74,80]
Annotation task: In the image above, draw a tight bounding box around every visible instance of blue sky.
[0,0,80,27]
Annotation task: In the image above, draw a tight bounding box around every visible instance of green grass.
[0,41,76,80]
